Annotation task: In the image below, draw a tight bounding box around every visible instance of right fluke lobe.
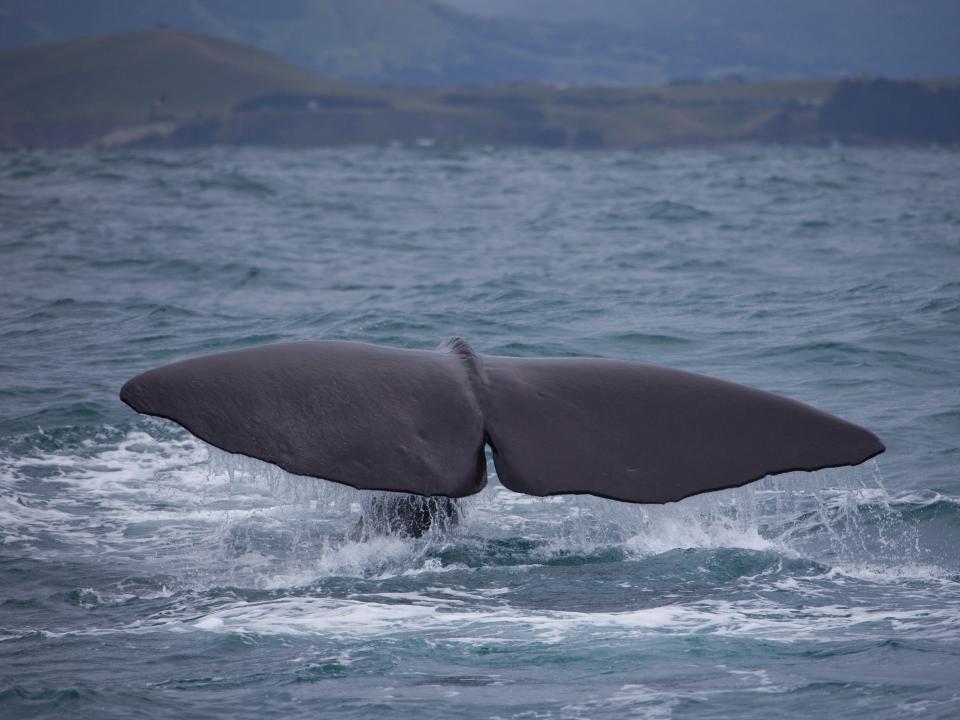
[482,355,884,503]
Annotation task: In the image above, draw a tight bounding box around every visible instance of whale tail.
[120,338,884,504]
[350,495,462,540]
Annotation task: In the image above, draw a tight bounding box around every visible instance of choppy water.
[1,145,959,719]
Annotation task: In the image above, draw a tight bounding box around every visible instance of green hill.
[0,30,835,150]
[2,29,953,151]
[0,0,666,86]
[0,28,353,121]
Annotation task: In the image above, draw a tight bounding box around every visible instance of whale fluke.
[120,337,884,504]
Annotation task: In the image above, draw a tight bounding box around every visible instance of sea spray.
[203,440,930,581]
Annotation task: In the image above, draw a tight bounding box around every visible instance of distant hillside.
[0,29,830,150]
[820,78,960,143]
[441,0,960,81]
[0,0,664,86]
[0,29,351,119]
[0,29,358,147]
[2,0,958,86]
[1,29,955,151]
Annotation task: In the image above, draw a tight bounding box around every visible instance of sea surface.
[1,144,958,719]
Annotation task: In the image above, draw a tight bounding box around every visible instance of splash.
[452,458,933,576]
[1,429,951,586]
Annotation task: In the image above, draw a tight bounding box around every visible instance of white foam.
[2,429,954,589]
[622,506,773,555]
[175,594,960,644]
[562,684,692,719]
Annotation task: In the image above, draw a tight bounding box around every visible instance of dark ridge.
[820,78,960,143]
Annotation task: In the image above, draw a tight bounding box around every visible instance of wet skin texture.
[120,336,884,521]
[351,495,462,539]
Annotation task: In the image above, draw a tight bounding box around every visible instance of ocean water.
[1,144,958,719]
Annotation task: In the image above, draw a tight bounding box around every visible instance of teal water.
[1,145,958,719]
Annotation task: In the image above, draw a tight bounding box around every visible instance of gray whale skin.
[120,337,884,512]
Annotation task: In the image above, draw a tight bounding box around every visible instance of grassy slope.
[406,80,839,146]
[3,29,951,149]
[0,28,354,120]
[0,0,668,86]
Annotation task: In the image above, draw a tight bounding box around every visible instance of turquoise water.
[1,145,958,718]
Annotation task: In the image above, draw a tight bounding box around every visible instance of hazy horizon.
[2,0,958,86]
